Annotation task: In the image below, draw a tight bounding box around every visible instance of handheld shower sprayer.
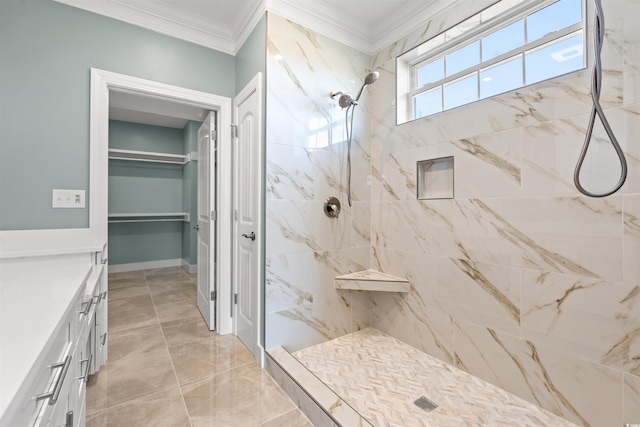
[330,71,380,207]
[355,71,379,102]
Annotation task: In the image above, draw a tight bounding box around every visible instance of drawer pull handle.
[77,299,93,316]
[101,333,107,346]
[35,354,72,405]
[77,353,93,381]
[60,411,73,427]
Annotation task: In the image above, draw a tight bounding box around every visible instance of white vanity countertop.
[0,255,94,417]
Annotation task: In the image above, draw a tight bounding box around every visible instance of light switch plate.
[52,189,86,208]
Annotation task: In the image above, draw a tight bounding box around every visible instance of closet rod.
[108,218,189,224]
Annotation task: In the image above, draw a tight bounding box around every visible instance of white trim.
[233,72,265,365]
[0,69,108,259]
[54,0,492,57]
[181,259,198,274]
[91,68,234,335]
[108,258,184,273]
[53,0,236,54]
[52,0,266,55]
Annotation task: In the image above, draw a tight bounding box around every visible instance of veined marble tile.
[266,247,368,313]
[266,200,352,256]
[522,118,588,197]
[370,247,442,311]
[266,348,373,427]
[451,128,522,199]
[264,356,332,427]
[265,247,370,351]
[266,254,315,314]
[437,258,521,336]
[266,144,338,201]
[266,14,371,152]
[522,269,640,375]
[371,294,453,364]
[568,104,640,196]
[624,195,640,285]
[351,201,371,248]
[454,320,623,427]
[371,150,413,203]
[524,103,639,197]
[371,0,497,68]
[623,3,640,104]
[624,373,640,426]
[453,196,623,281]
[372,199,462,259]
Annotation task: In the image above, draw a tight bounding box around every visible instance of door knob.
[242,231,256,241]
[194,225,200,231]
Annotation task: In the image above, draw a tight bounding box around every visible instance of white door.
[233,74,262,361]
[197,112,217,330]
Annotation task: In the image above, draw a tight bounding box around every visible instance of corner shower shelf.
[334,269,410,293]
[108,212,190,223]
[108,148,191,165]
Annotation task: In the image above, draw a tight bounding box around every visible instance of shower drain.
[414,396,439,412]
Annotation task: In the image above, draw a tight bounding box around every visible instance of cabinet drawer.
[30,317,75,427]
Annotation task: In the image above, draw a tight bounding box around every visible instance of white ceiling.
[109,91,212,128]
[53,0,453,55]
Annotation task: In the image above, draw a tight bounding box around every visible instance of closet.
[107,119,201,273]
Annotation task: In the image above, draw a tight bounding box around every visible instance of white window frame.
[397,0,586,124]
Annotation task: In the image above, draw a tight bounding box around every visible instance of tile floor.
[86,267,312,427]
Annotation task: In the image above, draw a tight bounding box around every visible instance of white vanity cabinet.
[0,251,108,427]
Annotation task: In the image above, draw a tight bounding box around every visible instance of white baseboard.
[181,259,197,274]
[108,258,183,273]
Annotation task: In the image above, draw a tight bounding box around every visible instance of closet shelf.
[108,212,190,223]
[108,148,190,165]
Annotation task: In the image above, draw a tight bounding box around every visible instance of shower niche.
[417,156,454,200]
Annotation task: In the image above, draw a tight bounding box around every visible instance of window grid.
[409,0,584,120]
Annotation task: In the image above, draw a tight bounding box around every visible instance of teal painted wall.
[110,120,185,154]
[108,222,183,265]
[182,121,201,266]
[235,15,266,94]
[0,0,235,230]
[108,120,187,265]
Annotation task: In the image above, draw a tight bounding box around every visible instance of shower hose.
[574,0,627,197]
[345,103,356,207]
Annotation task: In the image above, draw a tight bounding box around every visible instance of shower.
[331,71,379,206]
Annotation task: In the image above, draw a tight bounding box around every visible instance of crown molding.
[53,0,460,57]
[370,1,459,53]
[53,0,237,54]
[264,0,373,54]
[264,0,460,56]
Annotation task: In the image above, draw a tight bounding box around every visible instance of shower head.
[338,93,356,108]
[354,71,379,101]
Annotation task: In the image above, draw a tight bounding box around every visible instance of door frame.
[90,68,234,334]
[233,73,264,364]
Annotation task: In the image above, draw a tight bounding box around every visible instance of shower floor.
[293,328,578,427]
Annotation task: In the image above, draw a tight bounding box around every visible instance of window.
[396,0,585,124]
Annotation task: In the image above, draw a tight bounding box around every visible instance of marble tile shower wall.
[369,1,639,426]
[265,14,373,351]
